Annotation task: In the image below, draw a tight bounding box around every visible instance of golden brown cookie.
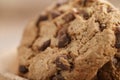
[18,0,120,80]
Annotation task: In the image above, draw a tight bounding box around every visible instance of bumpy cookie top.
[18,0,120,80]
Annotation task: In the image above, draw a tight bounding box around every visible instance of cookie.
[18,0,120,80]
[93,27,120,80]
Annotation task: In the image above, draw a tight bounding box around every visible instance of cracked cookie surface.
[18,0,120,80]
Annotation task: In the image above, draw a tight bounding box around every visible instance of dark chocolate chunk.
[95,57,120,80]
[19,65,28,74]
[28,44,32,48]
[91,76,98,80]
[57,27,71,48]
[82,11,90,20]
[50,11,62,19]
[55,55,70,70]
[96,62,114,80]
[70,62,74,71]
[82,0,96,6]
[62,13,75,23]
[115,27,120,48]
[39,39,51,51]
[36,14,48,26]
[58,33,71,48]
[79,10,89,19]
[83,0,88,6]
[95,20,106,31]
[97,71,113,80]
[51,75,65,80]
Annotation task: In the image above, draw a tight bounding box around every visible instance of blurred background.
[0,0,53,53]
[0,0,119,53]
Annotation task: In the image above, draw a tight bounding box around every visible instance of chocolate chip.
[36,14,48,26]
[19,65,28,74]
[95,20,106,31]
[57,27,71,48]
[97,71,113,80]
[91,76,98,80]
[70,62,74,71]
[99,23,106,31]
[58,33,71,48]
[76,9,91,20]
[51,75,65,80]
[50,11,62,19]
[82,0,96,6]
[83,0,93,6]
[39,39,51,51]
[55,55,70,70]
[83,0,88,6]
[82,11,90,20]
[115,27,120,48]
[62,13,75,23]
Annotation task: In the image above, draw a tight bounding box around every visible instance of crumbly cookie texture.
[18,0,120,80]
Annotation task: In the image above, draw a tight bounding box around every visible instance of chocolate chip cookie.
[18,0,120,80]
